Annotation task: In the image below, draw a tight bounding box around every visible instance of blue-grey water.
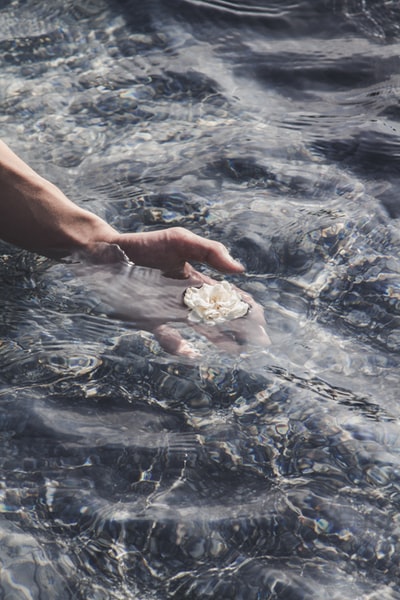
[1,0,400,598]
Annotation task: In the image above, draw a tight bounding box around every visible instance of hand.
[0,140,269,356]
[70,240,270,357]
[0,141,244,276]
[112,226,246,278]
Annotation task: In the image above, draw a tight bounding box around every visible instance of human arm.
[0,140,244,275]
[0,139,115,256]
[0,139,269,355]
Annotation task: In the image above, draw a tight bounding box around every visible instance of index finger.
[177,229,245,274]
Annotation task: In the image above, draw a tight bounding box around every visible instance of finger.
[192,325,244,354]
[229,320,271,347]
[115,228,244,276]
[161,234,245,279]
[191,309,270,352]
[153,325,200,358]
[182,231,245,274]
[224,286,270,345]
[231,304,271,346]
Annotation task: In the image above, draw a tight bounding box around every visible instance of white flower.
[183,281,250,325]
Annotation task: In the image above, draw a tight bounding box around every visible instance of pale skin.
[0,140,269,355]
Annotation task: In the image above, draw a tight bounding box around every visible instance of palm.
[71,234,270,357]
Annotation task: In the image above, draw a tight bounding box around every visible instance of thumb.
[185,234,244,274]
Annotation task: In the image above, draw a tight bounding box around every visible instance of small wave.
[175,0,299,17]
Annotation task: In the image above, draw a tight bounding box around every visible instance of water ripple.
[2,0,400,598]
[175,0,299,17]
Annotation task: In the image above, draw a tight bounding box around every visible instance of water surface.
[1,0,400,598]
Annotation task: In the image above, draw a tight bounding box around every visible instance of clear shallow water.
[1,0,400,597]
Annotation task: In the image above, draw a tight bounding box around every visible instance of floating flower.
[183,281,250,325]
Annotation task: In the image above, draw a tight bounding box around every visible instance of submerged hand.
[0,140,268,356]
[70,242,270,357]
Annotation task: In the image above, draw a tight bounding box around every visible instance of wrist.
[0,139,121,257]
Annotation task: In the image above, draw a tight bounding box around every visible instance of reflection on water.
[2,0,400,597]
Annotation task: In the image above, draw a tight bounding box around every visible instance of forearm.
[0,141,244,275]
[0,140,117,255]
